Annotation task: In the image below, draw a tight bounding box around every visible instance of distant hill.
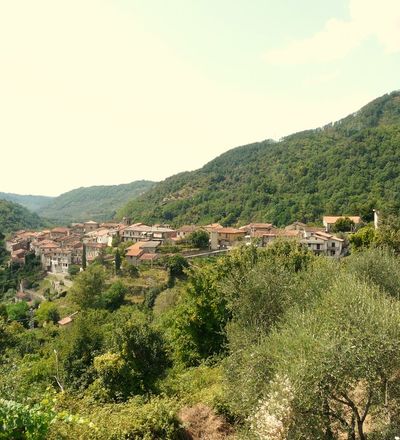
[118,91,400,226]
[0,193,54,213]
[38,180,155,223]
[0,200,44,234]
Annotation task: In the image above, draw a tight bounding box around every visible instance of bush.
[67,265,81,277]
[101,281,127,311]
[35,302,60,326]
[187,230,210,249]
[48,396,183,440]
[6,302,29,324]
[0,398,55,440]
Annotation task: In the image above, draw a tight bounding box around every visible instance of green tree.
[69,264,106,309]
[35,302,60,326]
[114,249,121,274]
[349,225,376,251]
[165,255,189,278]
[67,264,80,277]
[332,216,356,232]
[253,275,400,439]
[6,301,29,323]
[105,308,169,398]
[374,214,400,254]
[101,281,127,311]
[81,244,87,270]
[187,230,210,249]
[59,310,107,389]
[121,260,139,278]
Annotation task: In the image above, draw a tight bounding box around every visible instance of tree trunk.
[356,418,366,440]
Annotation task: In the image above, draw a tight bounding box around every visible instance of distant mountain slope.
[38,180,155,223]
[0,192,54,213]
[118,91,400,226]
[0,200,44,234]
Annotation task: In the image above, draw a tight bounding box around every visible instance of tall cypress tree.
[82,243,87,270]
[115,249,121,274]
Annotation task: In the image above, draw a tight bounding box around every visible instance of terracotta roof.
[126,248,144,257]
[216,227,245,234]
[51,227,70,233]
[263,229,301,238]
[178,225,198,233]
[39,242,59,249]
[100,222,120,228]
[85,242,106,249]
[323,216,361,224]
[203,223,223,231]
[314,231,344,242]
[13,249,27,257]
[86,228,110,237]
[58,312,78,326]
[240,223,273,230]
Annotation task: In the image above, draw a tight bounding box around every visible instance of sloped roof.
[323,216,361,224]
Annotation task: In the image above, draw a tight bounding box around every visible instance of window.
[331,242,335,247]
[316,244,321,250]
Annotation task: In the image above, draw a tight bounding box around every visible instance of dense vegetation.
[37,180,155,223]
[0,200,44,234]
[0,193,53,213]
[118,91,400,226]
[2,227,400,438]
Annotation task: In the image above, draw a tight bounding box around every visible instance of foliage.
[6,301,29,323]
[37,180,155,223]
[35,302,60,326]
[81,244,87,270]
[0,253,43,295]
[121,260,139,278]
[68,264,106,309]
[187,230,210,249]
[101,281,127,311]
[332,216,355,232]
[345,246,400,300]
[114,248,121,274]
[67,264,80,277]
[349,225,376,251]
[104,308,169,398]
[48,395,183,439]
[0,199,44,234]
[248,375,294,440]
[118,91,400,227]
[0,193,53,214]
[164,255,189,278]
[374,214,400,253]
[262,275,400,439]
[0,398,55,439]
[59,310,107,390]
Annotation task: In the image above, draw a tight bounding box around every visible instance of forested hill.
[0,193,54,213]
[118,91,400,226]
[0,200,44,234]
[38,180,155,223]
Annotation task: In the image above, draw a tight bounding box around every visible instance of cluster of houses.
[4,215,363,273]
[6,220,117,273]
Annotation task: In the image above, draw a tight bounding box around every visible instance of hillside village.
[5,214,365,275]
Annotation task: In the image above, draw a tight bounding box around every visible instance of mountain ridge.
[0,193,54,213]
[37,180,156,223]
[117,90,400,226]
[0,200,45,234]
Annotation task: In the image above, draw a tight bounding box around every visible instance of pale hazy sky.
[1,0,399,196]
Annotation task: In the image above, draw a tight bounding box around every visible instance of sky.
[0,0,399,196]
